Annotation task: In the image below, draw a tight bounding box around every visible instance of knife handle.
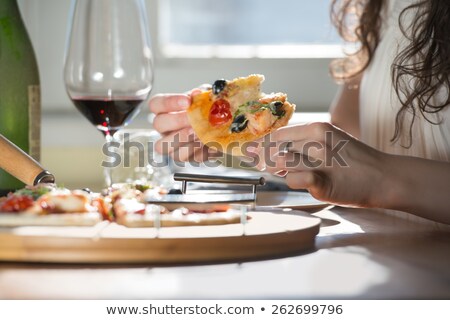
[0,134,55,186]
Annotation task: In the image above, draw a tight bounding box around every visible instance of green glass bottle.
[0,0,41,195]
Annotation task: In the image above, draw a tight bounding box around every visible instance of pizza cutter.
[0,134,55,187]
[144,173,265,212]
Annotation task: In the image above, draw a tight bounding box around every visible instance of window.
[158,0,342,58]
[152,0,341,112]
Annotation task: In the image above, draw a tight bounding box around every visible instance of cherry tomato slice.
[209,99,232,126]
[0,195,34,212]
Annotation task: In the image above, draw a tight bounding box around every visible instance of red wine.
[72,97,144,136]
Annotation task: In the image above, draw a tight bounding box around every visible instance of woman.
[149,0,450,224]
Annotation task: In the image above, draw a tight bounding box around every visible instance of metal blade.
[145,193,255,211]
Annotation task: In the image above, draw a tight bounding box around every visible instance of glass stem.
[103,133,118,187]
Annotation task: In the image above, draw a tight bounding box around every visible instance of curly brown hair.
[330,0,450,146]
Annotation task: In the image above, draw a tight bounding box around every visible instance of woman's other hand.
[149,88,210,162]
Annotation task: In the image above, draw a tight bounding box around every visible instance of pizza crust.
[116,210,245,228]
[0,212,102,227]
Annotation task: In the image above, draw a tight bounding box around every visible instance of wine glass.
[64,0,153,186]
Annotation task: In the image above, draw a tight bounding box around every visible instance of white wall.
[18,0,338,113]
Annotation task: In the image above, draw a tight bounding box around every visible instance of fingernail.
[246,145,257,155]
[179,97,190,108]
[255,162,266,171]
[275,170,288,177]
[187,127,195,137]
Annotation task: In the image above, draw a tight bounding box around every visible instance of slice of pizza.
[110,184,245,228]
[0,185,106,227]
[187,74,295,156]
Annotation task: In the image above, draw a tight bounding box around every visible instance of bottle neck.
[0,0,21,18]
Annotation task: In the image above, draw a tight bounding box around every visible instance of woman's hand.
[149,89,210,162]
[255,122,450,224]
[253,122,388,208]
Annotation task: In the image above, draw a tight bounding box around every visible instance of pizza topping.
[0,185,110,221]
[234,101,262,115]
[209,99,232,126]
[36,191,91,214]
[91,196,112,221]
[230,114,249,133]
[229,100,286,134]
[234,100,285,117]
[114,198,147,216]
[13,184,54,200]
[246,109,279,135]
[0,194,34,212]
[212,79,227,95]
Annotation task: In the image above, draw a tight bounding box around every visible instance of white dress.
[359,0,450,227]
[360,0,450,161]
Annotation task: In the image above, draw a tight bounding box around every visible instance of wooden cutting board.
[0,211,320,264]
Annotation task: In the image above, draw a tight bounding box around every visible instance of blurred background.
[17,0,340,190]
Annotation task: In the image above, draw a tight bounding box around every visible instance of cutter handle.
[173,172,265,194]
[0,134,55,186]
[173,173,265,186]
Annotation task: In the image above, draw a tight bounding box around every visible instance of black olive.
[273,101,284,108]
[81,188,92,194]
[230,114,248,133]
[269,101,285,117]
[212,79,227,95]
[168,188,183,194]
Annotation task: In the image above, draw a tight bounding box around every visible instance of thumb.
[285,171,327,197]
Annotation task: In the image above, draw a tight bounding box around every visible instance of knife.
[0,134,55,186]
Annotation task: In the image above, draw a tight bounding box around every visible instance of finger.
[193,145,215,162]
[170,143,217,163]
[154,127,196,155]
[255,138,326,172]
[252,140,266,171]
[169,140,201,162]
[153,111,190,134]
[285,171,329,202]
[263,151,323,174]
[189,84,212,97]
[269,122,338,145]
[254,141,288,172]
[253,130,305,171]
[286,140,327,161]
[170,141,215,163]
[255,139,292,170]
[285,171,323,191]
[149,94,191,114]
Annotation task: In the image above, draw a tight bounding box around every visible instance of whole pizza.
[0,183,244,228]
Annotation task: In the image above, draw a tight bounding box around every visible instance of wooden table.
[0,206,449,299]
